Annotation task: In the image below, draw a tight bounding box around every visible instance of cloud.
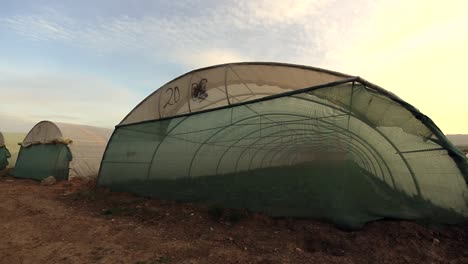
[229,0,329,25]
[175,48,252,69]
[0,1,344,68]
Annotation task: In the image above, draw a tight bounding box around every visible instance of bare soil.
[0,176,467,264]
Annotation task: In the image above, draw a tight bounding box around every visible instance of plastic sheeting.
[98,62,468,228]
[21,121,113,178]
[120,63,350,125]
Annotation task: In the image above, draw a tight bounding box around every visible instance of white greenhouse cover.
[121,63,351,125]
[23,121,113,178]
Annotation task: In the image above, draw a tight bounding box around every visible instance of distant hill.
[446,134,468,148]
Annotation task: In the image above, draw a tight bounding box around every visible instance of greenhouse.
[98,62,468,228]
[0,132,11,171]
[15,121,112,181]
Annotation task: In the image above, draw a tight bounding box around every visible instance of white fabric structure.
[121,63,350,125]
[22,121,113,178]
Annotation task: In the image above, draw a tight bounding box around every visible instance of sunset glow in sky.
[1,0,467,133]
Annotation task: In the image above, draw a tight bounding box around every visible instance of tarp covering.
[17,121,112,179]
[14,144,71,180]
[98,62,468,228]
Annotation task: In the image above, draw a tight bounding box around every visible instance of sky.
[0,0,467,133]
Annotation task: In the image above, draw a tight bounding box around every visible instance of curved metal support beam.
[199,112,391,188]
[267,138,375,175]
[234,130,372,175]
[215,124,348,175]
[243,118,390,183]
[267,140,378,181]
[187,116,290,177]
[234,129,340,173]
[214,116,390,183]
[187,112,340,177]
[287,95,413,193]
[259,121,390,185]
[253,136,377,179]
[148,90,405,193]
[246,133,375,174]
[270,145,382,187]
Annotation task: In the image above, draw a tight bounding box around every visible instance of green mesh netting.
[14,144,72,181]
[0,146,11,171]
[98,63,468,229]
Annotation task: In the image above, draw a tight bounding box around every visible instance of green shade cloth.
[19,121,112,179]
[98,63,468,228]
[14,144,72,181]
[0,146,11,171]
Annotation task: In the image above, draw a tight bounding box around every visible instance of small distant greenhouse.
[98,62,468,228]
[0,132,11,171]
[15,121,112,180]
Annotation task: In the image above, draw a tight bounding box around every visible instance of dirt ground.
[0,176,467,264]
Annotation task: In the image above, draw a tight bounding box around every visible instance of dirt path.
[0,176,467,264]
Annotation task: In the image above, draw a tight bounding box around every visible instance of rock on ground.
[41,176,56,186]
